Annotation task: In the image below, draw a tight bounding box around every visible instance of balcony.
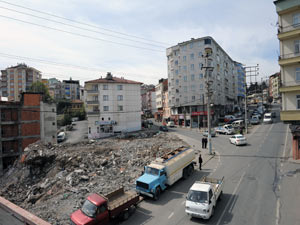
[280,84,300,93]
[86,89,98,93]
[278,52,300,66]
[86,100,99,105]
[87,110,100,115]
[280,110,300,122]
[278,23,300,40]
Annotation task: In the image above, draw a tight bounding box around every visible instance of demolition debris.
[0,131,187,224]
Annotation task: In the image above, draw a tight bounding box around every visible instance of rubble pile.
[0,131,187,224]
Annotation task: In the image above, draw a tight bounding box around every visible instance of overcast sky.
[0,0,279,85]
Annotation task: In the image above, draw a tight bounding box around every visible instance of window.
[199,73,203,79]
[198,52,202,57]
[297,95,300,109]
[191,85,195,91]
[97,127,99,133]
[190,53,194,60]
[184,86,187,92]
[293,13,300,27]
[103,95,109,101]
[184,76,187,81]
[199,63,203,69]
[204,38,211,45]
[183,66,187,71]
[192,96,195,101]
[117,95,123,101]
[191,74,195,81]
[118,105,123,111]
[52,122,55,126]
[103,106,109,111]
[190,43,193,49]
[176,79,179,85]
[117,85,123,90]
[182,45,187,50]
[103,84,108,90]
[93,106,98,111]
[175,70,179,75]
[89,127,91,134]
[191,64,194,71]
[184,96,188,102]
[175,60,178,65]
[295,40,300,53]
[200,84,203,90]
[183,56,186,62]
[296,68,300,81]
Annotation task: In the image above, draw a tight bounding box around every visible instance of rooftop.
[85,72,142,85]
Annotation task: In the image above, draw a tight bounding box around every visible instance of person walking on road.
[199,154,203,170]
[204,137,208,149]
[202,137,205,149]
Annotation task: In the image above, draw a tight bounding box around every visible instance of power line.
[0,52,163,81]
[0,14,165,53]
[0,6,166,49]
[0,0,170,46]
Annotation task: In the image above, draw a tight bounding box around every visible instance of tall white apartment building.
[167,36,243,128]
[85,72,142,139]
[1,64,41,101]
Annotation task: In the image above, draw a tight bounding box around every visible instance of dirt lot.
[0,130,187,224]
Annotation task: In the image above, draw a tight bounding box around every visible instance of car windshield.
[236,135,244,139]
[145,167,159,176]
[187,190,208,203]
[265,115,271,119]
[81,200,97,218]
[226,125,233,129]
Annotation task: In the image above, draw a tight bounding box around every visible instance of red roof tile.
[85,76,142,85]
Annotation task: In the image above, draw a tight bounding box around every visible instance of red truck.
[70,187,141,225]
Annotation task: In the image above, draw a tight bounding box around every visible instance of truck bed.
[105,187,140,218]
[200,176,224,199]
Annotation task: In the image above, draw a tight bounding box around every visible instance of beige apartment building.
[155,78,169,122]
[269,72,281,102]
[275,0,300,159]
[1,64,41,101]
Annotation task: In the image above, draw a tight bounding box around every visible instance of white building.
[167,36,243,127]
[85,72,142,139]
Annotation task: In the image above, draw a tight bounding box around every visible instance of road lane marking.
[276,199,281,225]
[168,212,174,219]
[216,171,246,225]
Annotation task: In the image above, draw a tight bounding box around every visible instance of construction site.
[0,130,188,224]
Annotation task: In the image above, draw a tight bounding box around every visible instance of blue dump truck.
[135,146,196,200]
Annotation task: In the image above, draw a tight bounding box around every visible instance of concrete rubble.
[0,130,187,224]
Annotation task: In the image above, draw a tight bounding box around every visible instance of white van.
[231,120,244,128]
[263,113,273,124]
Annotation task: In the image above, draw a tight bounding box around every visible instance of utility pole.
[202,47,214,155]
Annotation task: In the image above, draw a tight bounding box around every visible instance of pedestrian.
[202,137,205,149]
[199,154,203,170]
[204,137,208,149]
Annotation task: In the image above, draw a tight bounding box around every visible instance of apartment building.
[155,78,169,122]
[235,62,246,105]
[141,84,156,117]
[85,72,142,139]
[0,93,57,174]
[63,79,80,100]
[1,64,42,101]
[269,72,281,102]
[275,0,300,159]
[167,36,244,128]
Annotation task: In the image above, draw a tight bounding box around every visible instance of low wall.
[0,196,51,225]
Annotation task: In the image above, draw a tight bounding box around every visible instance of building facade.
[155,78,169,122]
[0,93,57,174]
[269,72,281,102]
[167,36,244,128]
[275,0,300,159]
[62,79,80,100]
[141,84,156,117]
[85,72,142,139]
[1,64,42,101]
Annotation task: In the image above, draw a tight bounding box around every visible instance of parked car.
[229,134,247,146]
[231,120,245,129]
[250,117,260,125]
[159,126,168,132]
[263,113,273,124]
[224,115,236,123]
[251,112,262,119]
[203,129,216,137]
[167,121,175,127]
[57,132,66,142]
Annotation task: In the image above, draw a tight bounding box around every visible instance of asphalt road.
[123,105,300,225]
[0,208,23,225]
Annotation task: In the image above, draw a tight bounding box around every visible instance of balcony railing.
[87,110,100,115]
[86,100,99,104]
[278,23,300,34]
[87,89,98,93]
[279,52,300,60]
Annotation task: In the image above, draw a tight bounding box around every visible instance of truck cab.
[70,194,109,225]
[136,164,167,200]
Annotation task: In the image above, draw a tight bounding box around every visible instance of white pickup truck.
[215,124,234,135]
[185,176,224,220]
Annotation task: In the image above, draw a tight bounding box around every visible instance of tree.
[30,81,52,102]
